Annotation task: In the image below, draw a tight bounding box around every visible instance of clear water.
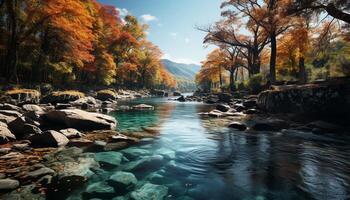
[72,97,350,200]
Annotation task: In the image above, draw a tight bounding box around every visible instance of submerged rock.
[45,109,117,131]
[83,181,115,199]
[228,122,247,131]
[108,171,137,195]
[95,151,123,168]
[130,183,168,200]
[132,104,154,110]
[177,96,186,102]
[123,155,164,172]
[251,119,289,131]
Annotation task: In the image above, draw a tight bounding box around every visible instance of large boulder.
[45,109,117,131]
[177,96,186,102]
[4,89,40,104]
[107,171,137,195]
[130,183,168,200]
[59,128,83,139]
[28,130,69,147]
[0,179,20,192]
[257,79,350,114]
[96,90,117,101]
[8,116,41,138]
[0,125,16,144]
[42,91,85,104]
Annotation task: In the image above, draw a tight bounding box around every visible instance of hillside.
[162,59,201,91]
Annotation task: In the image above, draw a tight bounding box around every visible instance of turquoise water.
[70,97,350,200]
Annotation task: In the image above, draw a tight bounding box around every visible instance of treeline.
[0,0,176,89]
[196,0,350,93]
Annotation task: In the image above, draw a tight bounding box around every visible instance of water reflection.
[69,97,350,200]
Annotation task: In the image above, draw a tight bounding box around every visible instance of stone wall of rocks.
[257,80,350,115]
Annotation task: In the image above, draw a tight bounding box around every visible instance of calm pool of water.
[70,97,350,200]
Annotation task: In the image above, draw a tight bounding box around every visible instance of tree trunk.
[298,55,306,84]
[229,68,235,92]
[269,32,277,84]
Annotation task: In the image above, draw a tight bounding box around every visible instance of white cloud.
[162,53,200,65]
[185,38,191,44]
[116,8,129,17]
[140,14,158,22]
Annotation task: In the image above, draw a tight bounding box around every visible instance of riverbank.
[0,87,175,199]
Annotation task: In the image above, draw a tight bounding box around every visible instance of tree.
[288,0,350,24]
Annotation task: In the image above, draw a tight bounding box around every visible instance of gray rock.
[71,97,97,106]
[208,110,224,118]
[0,113,16,124]
[0,179,20,191]
[177,96,186,102]
[0,148,11,155]
[244,109,259,114]
[12,143,31,151]
[22,104,44,112]
[59,128,83,139]
[55,103,73,109]
[216,104,231,112]
[45,109,117,131]
[243,99,257,108]
[0,103,22,111]
[83,182,115,199]
[95,151,123,168]
[130,183,168,200]
[0,110,22,118]
[228,122,247,131]
[27,167,55,179]
[28,130,69,147]
[0,152,24,159]
[8,116,41,138]
[108,171,137,194]
[0,126,16,144]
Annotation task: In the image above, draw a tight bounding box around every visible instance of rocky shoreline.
[0,88,172,199]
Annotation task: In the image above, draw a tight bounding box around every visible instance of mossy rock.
[42,90,85,104]
[5,89,41,104]
[96,89,117,101]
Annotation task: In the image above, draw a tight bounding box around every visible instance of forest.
[196,0,350,93]
[0,0,176,89]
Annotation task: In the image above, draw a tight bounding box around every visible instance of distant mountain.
[162,59,201,81]
[161,59,201,92]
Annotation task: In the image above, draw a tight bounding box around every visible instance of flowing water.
[69,96,350,200]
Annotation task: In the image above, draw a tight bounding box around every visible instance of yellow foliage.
[51,90,85,98]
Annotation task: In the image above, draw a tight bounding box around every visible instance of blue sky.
[98,0,223,65]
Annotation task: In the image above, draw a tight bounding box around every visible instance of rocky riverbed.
[0,88,171,199]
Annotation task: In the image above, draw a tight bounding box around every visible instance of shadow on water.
[67,97,350,200]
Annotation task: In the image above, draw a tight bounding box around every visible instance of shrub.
[247,74,266,94]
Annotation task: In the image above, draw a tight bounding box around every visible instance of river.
[68,96,350,200]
